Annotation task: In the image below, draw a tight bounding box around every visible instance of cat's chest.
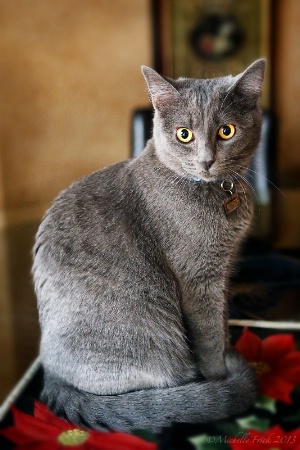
[150,182,252,272]
[160,182,249,227]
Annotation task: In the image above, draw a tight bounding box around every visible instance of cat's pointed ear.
[141,66,179,110]
[234,59,266,105]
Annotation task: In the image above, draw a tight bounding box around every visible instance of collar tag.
[223,193,240,215]
[221,179,240,215]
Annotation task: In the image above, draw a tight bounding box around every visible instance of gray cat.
[33,59,265,433]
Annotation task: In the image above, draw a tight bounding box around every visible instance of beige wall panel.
[272,0,300,247]
[0,0,152,212]
[274,0,300,185]
[6,221,40,377]
[0,228,16,402]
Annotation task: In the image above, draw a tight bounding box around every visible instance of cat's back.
[34,160,133,266]
[33,158,140,318]
[42,160,128,233]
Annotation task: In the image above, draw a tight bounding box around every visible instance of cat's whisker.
[218,80,239,114]
[153,164,199,190]
[219,95,247,117]
[237,164,285,197]
[230,169,257,197]
[229,170,253,215]
[230,169,261,214]
[152,167,188,194]
[219,99,237,117]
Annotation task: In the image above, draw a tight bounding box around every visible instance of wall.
[273,0,300,247]
[0,0,152,401]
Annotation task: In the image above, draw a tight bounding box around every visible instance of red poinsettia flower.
[235,328,300,403]
[229,425,300,450]
[0,401,157,450]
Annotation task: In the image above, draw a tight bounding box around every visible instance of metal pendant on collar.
[221,179,240,215]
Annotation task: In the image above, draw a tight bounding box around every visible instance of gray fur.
[42,350,256,433]
[33,59,265,432]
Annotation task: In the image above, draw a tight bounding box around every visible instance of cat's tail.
[41,350,257,433]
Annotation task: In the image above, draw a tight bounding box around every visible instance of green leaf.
[215,421,244,437]
[189,434,229,450]
[282,413,300,423]
[236,414,270,431]
[132,429,157,442]
[255,395,277,413]
[281,404,300,424]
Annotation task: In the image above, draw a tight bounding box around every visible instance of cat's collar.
[191,177,233,192]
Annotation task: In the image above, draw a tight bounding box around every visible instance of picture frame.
[153,0,271,108]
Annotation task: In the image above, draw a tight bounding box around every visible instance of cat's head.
[142,60,265,183]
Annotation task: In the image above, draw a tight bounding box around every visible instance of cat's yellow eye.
[218,124,236,140]
[176,127,194,143]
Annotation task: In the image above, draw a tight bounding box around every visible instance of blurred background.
[0,0,299,402]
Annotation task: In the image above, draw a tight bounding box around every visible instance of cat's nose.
[201,160,215,171]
